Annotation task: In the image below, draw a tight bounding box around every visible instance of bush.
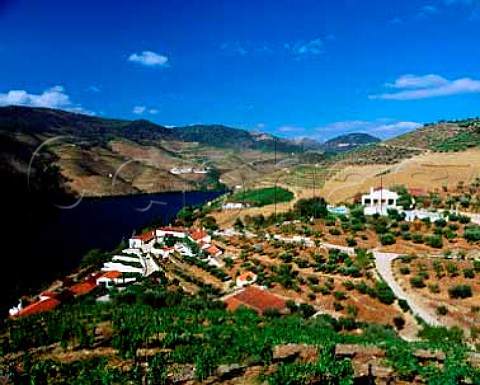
[399,267,410,275]
[463,268,475,279]
[334,291,347,301]
[398,299,410,312]
[345,237,357,247]
[333,301,344,311]
[425,234,442,248]
[329,228,342,236]
[410,275,426,288]
[464,226,480,242]
[448,285,473,299]
[412,233,424,244]
[393,316,405,330]
[436,305,448,316]
[375,281,395,305]
[379,233,396,245]
[428,284,440,294]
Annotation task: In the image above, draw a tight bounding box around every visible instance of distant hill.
[386,118,480,151]
[174,124,301,153]
[323,132,381,153]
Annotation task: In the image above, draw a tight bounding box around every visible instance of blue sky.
[0,0,479,140]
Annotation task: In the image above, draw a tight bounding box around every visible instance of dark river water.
[1,190,223,313]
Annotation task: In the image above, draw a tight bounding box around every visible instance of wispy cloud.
[220,36,330,59]
[220,41,272,56]
[285,38,324,58]
[86,85,101,93]
[417,4,440,17]
[128,50,169,67]
[370,74,480,100]
[0,85,94,114]
[132,106,158,115]
[277,125,305,134]
[314,119,422,139]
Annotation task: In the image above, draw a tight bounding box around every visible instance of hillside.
[323,132,381,153]
[0,106,304,198]
[386,118,480,151]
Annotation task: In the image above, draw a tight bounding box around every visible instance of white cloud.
[86,85,101,93]
[0,85,93,114]
[133,106,146,114]
[286,38,323,57]
[418,5,440,16]
[278,125,305,133]
[314,119,422,139]
[132,106,159,115]
[128,51,169,67]
[370,74,480,100]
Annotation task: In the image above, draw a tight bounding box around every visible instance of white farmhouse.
[236,271,257,288]
[222,201,248,210]
[362,187,400,215]
[156,226,187,239]
[129,231,156,249]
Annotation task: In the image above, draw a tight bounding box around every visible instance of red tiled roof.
[238,271,257,281]
[224,286,286,314]
[14,298,61,318]
[408,187,427,197]
[205,246,221,255]
[69,281,97,296]
[40,291,60,298]
[159,226,186,232]
[132,231,155,242]
[190,229,208,240]
[100,271,122,280]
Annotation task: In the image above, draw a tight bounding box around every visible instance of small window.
[388,199,394,205]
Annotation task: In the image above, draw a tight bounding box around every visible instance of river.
[1,190,223,313]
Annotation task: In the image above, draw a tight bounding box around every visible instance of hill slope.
[323,132,381,153]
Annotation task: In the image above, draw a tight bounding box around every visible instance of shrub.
[345,237,357,247]
[410,275,426,288]
[398,299,410,312]
[342,280,355,291]
[428,284,440,294]
[375,281,395,305]
[399,267,410,275]
[474,260,480,273]
[334,291,347,301]
[448,285,473,299]
[436,305,448,316]
[379,233,396,245]
[464,226,480,242]
[446,262,459,277]
[425,235,443,248]
[412,233,424,244]
[333,301,344,311]
[393,316,406,330]
[329,228,342,236]
[463,268,475,279]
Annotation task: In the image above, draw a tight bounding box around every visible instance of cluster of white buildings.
[129,226,225,267]
[170,167,209,175]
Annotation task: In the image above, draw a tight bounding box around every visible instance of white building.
[222,201,248,210]
[156,227,187,239]
[362,187,399,215]
[236,271,257,288]
[128,231,156,249]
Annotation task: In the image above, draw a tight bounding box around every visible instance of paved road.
[374,251,441,326]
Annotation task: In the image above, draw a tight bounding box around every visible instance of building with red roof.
[129,230,156,248]
[96,270,123,288]
[69,281,98,296]
[189,229,211,243]
[156,226,187,239]
[223,286,287,315]
[12,298,61,318]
